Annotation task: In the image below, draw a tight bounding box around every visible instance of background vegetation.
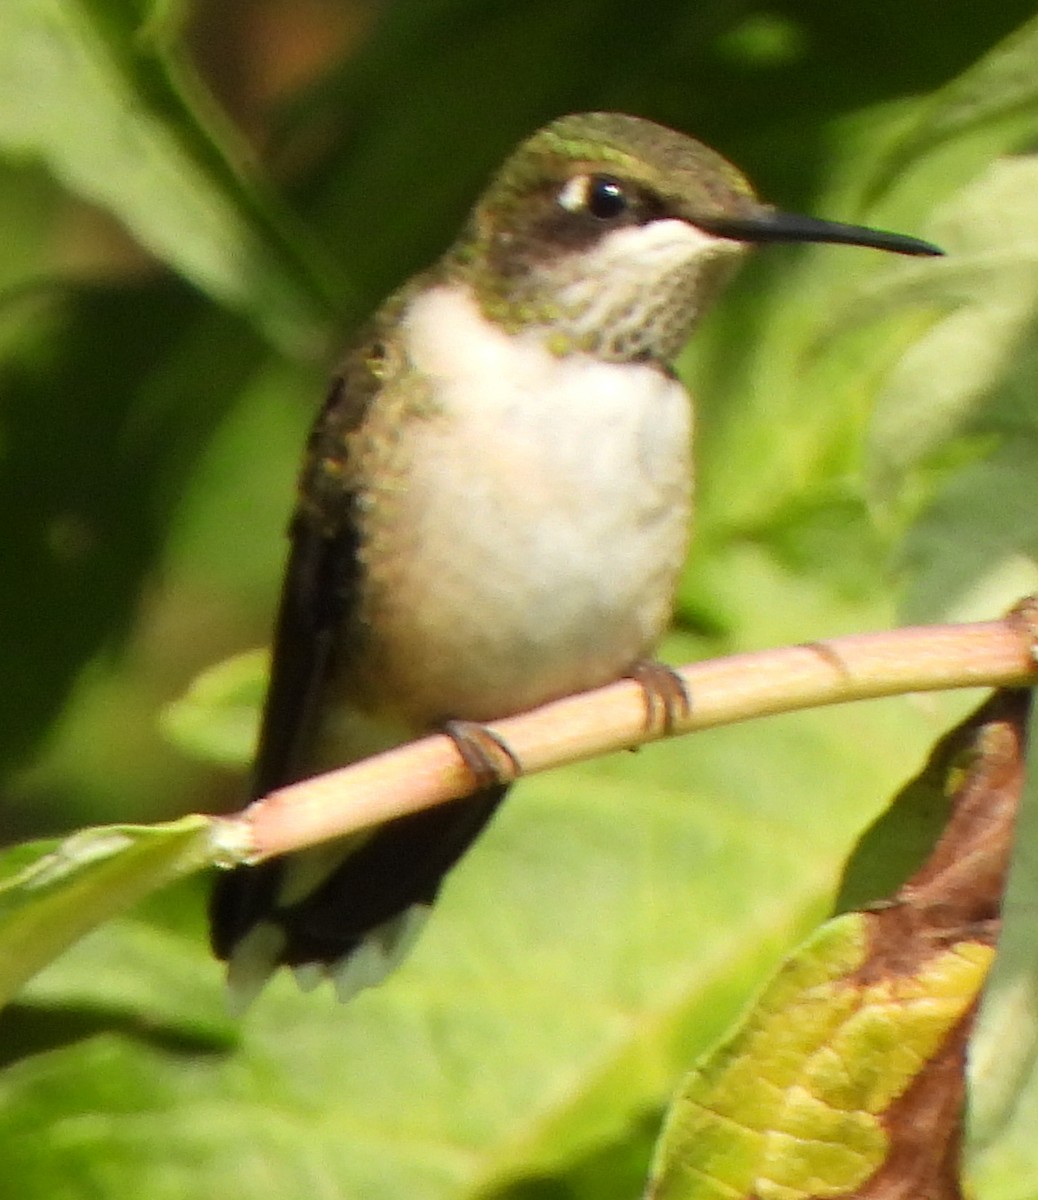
[3,0,1038,1196]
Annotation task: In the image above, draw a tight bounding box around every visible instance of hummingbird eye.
[586,175,629,220]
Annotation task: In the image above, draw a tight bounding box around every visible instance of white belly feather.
[355,284,693,725]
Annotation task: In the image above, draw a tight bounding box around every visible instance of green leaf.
[3,624,963,1199]
[967,714,1038,1200]
[648,687,1026,1200]
[0,282,265,799]
[161,649,266,769]
[866,154,1038,623]
[873,12,1038,198]
[0,0,339,352]
[0,816,213,1007]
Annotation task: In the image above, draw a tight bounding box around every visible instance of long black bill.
[700,210,943,257]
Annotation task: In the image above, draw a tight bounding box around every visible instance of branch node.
[1006,593,1038,666]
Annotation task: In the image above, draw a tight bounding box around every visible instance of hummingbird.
[209,112,941,1008]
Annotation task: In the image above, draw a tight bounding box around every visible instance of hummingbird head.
[451,112,941,363]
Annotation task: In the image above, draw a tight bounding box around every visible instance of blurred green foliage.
[3,0,1038,1197]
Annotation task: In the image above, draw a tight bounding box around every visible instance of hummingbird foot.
[628,659,691,736]
[442,719,523,789]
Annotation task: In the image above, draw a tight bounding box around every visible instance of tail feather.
[210,786,507,1005]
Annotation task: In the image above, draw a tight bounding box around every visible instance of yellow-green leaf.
[0,816,214,1007]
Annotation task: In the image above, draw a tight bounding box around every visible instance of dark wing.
[250,512,359,803]
[208,369,367,961]
[209,301,508,991]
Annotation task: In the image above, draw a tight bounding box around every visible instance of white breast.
[357,284,693,725]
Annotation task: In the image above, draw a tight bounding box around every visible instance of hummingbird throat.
[514,219,744,363]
